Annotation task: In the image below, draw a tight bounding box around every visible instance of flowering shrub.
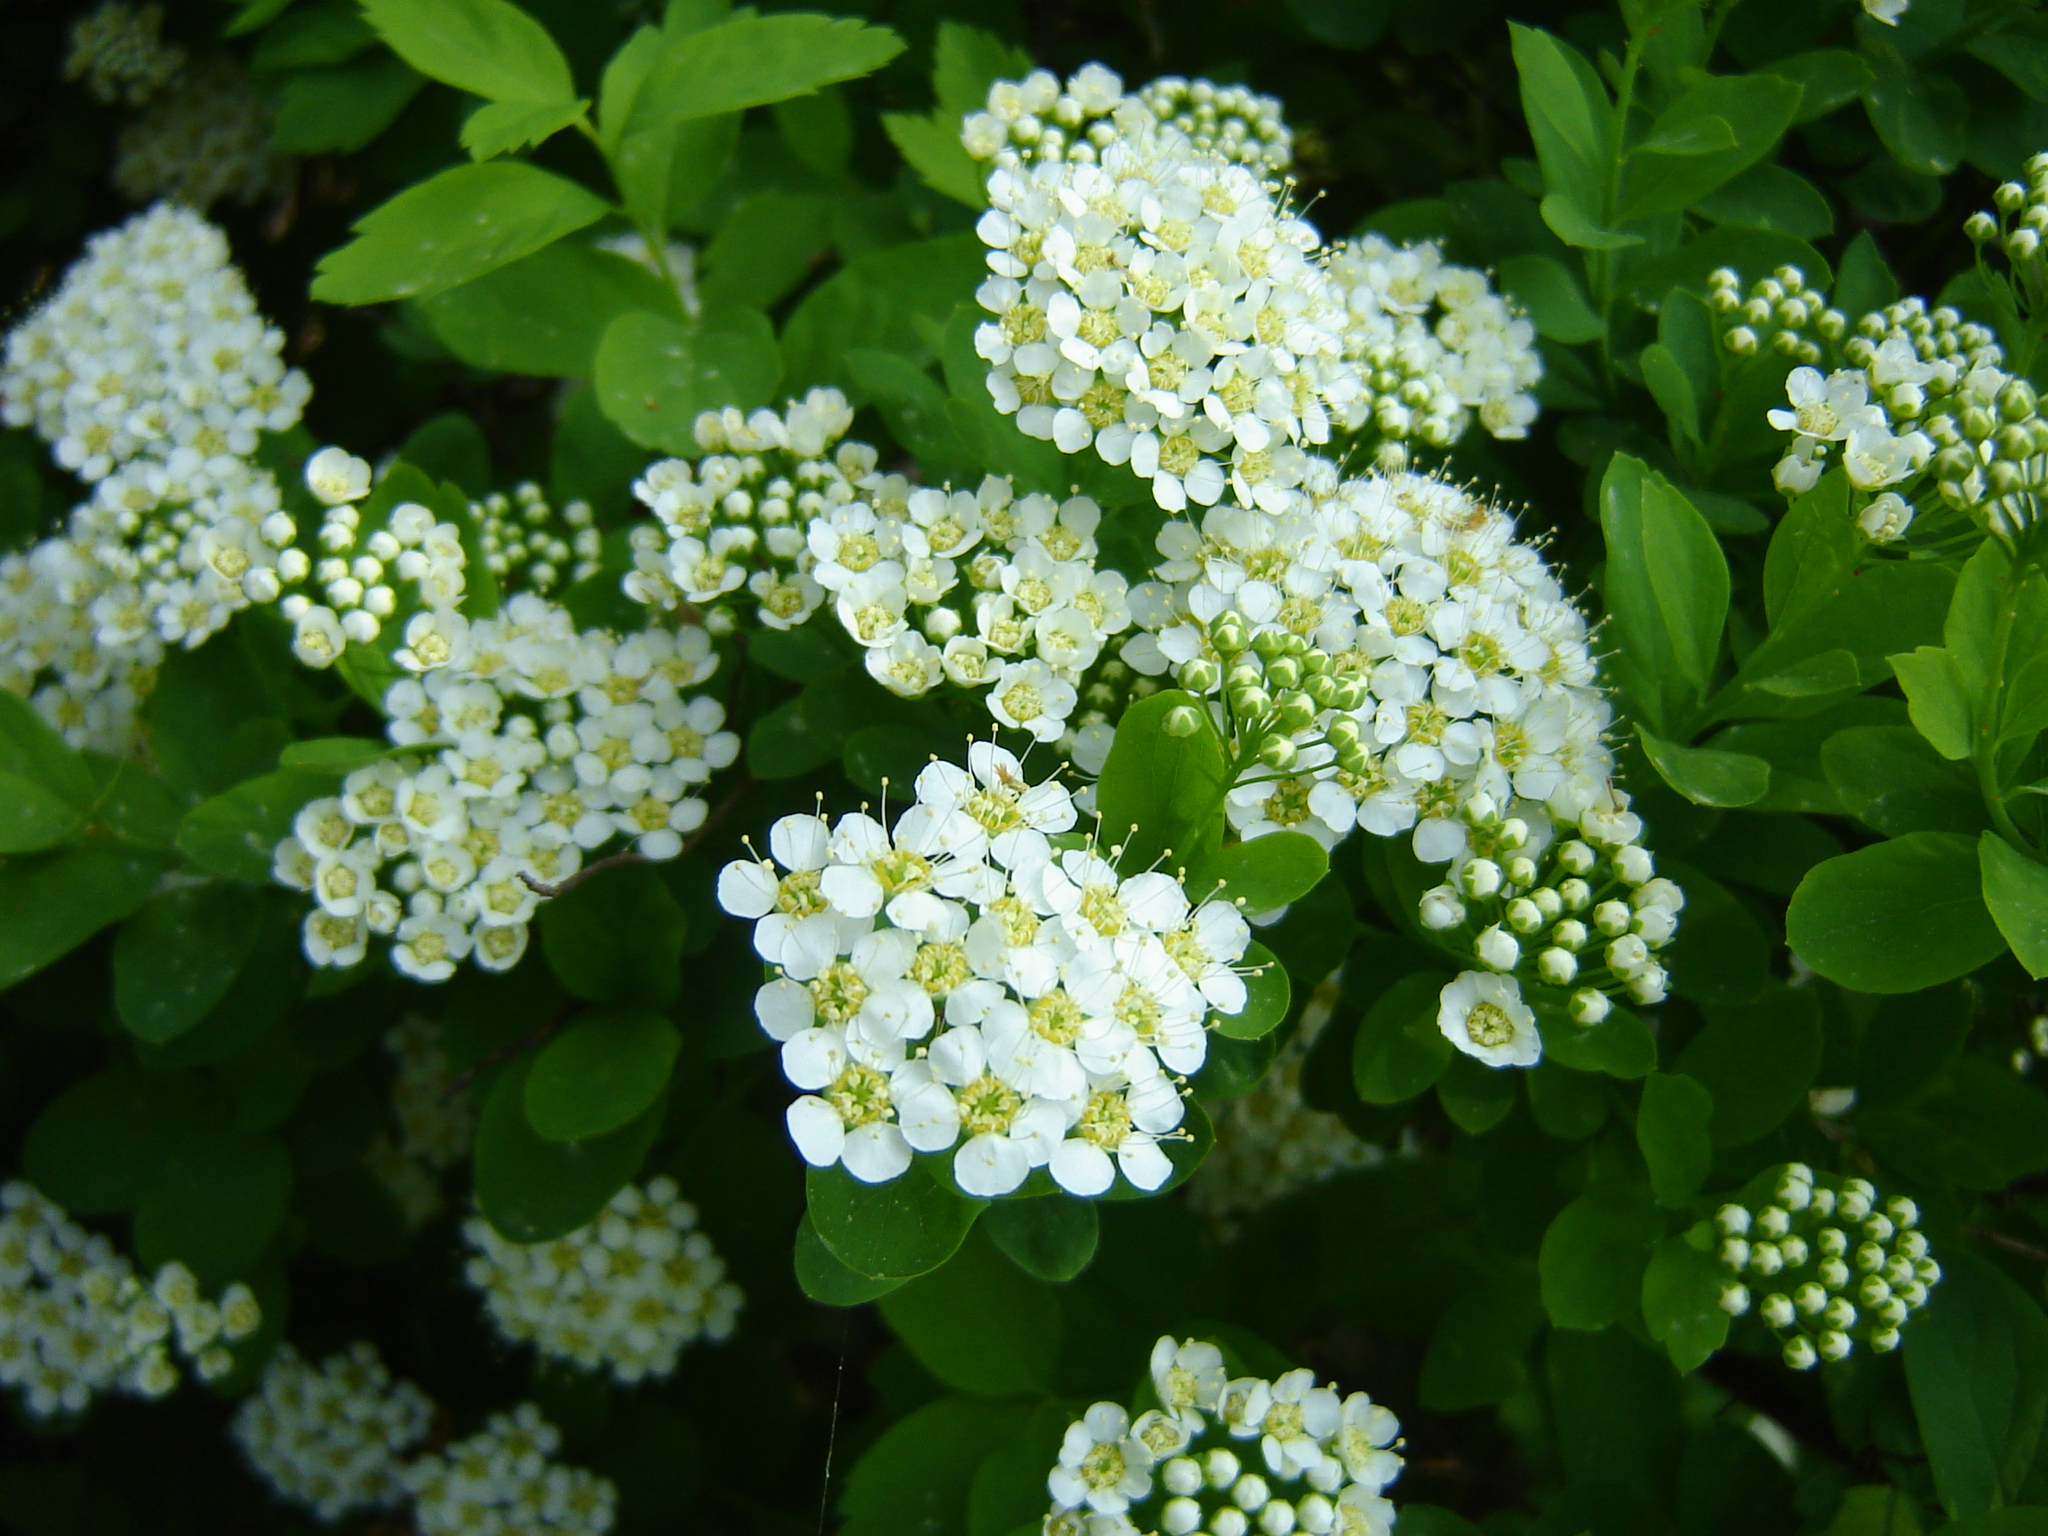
[5,0,2048,1532]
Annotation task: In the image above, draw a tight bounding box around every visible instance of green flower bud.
[1163,704,1203,738]
[1257,735,1297,770]
[1178,657,1221,693]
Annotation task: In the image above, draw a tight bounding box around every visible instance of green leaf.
[1540,1183,1663,1330]
[1856,983,1971,1110]
[177,769,332,883]
[982,1197,1097,1282]
[1641,344,1701,447]
[1213,941,1290,1041]
[772,85,852,179]
[883,111,987,207]
[0,771,80,853]
[780,235,986,398]
[1497,253,1604,344]
[1641,1230,1732,1373]
[23,1068,209,1215]
[699,191,836,311]
[843,349,974,480]
[794,1213,905,1305]
[113,884,265,1045]
[537,861,687,1005]
[1822,725,1984,836]
[1437,1051,1518,1133]
[1510,24,1614,218]
[0,848,166,990]
[1693,162,1833,239]
[278,737,389,775]
[360,0,573,104]
[474,1055,666,1242]
[1420,1266,1544,1410]
[524,1007,681,1141]
[461,97,589,160]
[1635,1072,1714,1206]
[1980,833,2048,980]
[421,239,682,380]
[271,55,426,154]
[1787,833,2006,993]
[1905,1253,2048,1519]
[877,1229,1061,1395]
[624,12,904,128]
[1600,453,1728,734]
[1675,985,1821,1145]
[1637,727,1769,807]
[1533,996,1659,1079]
[1541,193,1645,250]
[1352,970,1455,1103]
[133,1128,293,1289]
[593,305,782,453]
[1621,75,1803,220]
[932,22,1032,122]
[1527,1061,1610,1139]
[1893,646,1976,760]
[839,1396,1026,1536]
[1095,689,1230,874]
[1864,1056,2048,1192]
[1186,832,1330,916]
[311,162,609,306]
[1864,56,1967,178]
[250,3,377,70]
[1764,48,1876,122]
[1662,862,1771,1008]
[0,691,95,810]
[806,1160,986,1281]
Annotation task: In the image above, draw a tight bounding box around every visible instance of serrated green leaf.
[360,0,573,104]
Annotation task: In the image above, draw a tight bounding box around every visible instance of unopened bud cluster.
[1715,1164,1940,1370]
[1172,609,1369,780]
[462,1178,742,1384]
[1709,265,1842,366]
[1043,1337,1404,1536]
[113,60,288,211]
[232,1342,432,1523]
[1974,153,2048,315]
[962,63,1292,174]
[0,1181,258,1418]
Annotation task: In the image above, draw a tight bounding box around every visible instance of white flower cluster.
[0,203,310,746]
[402,1402,618,1536]
[64,1,184,105]
[0,1182,258,1418]
[113,60,287,210]
[716,742,1252,1196]
[627,389,1134,744]
[961,64,1292,175]
[477,483,602,596]
[462,1177,741,1384]
[1044,1337,1403,1536]
[1188,976,1380,1229]
[232,1342,433,1524]
[272,593,736,981]
[1325,235,1541,447]
[1737,265,2048,549]
[974,104,1349,514]
[365,1018,476,1224]
[1715,1165,1940,1370]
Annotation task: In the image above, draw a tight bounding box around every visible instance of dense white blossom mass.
[1043,1336,1404,1536]
[402,1402,618,1536]
[0,1181,259,1419]
[717,743,1252,1195]
[462,1178,742,1383]
[232,1342,433,1523]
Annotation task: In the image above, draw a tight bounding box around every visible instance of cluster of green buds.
[1417,788,1682,1016]
[1715,1164,1940,1371]
[1969,151,2048,316]
[473,483,601,596]
[1925,370,2048,556]
[1164,610,1368,773]
[1709,266,1842,363]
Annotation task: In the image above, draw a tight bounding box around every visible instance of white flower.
[1767,367,1882,442]
[1436,971,1540,1068]
[233,1344,431,1522]
[305,446,372,504]
[1049,1403,1155,1514]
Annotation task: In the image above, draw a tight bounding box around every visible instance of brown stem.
[518,849,647,900]
[1965,1226,2048,1265]
[441,1005,573,1102]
